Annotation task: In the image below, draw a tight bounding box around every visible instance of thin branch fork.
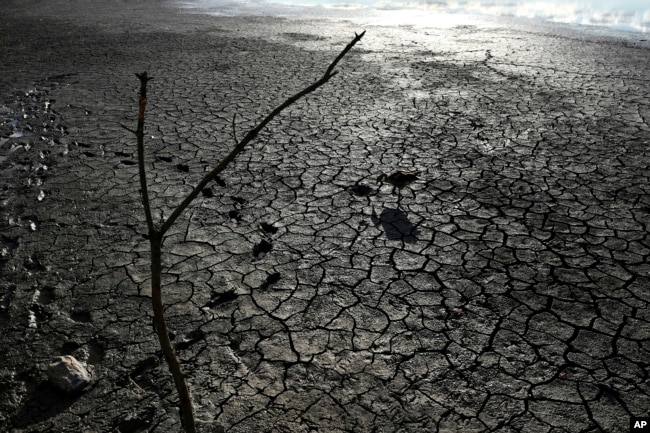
[134,72,196,433]
[129,30,364,433]
[160,30,365,234]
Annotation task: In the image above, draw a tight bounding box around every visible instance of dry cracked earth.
[1,1,649,432]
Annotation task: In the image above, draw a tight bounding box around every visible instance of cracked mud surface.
[1,1,649,431]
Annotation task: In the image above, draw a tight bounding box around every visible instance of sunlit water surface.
[176,0,649,33]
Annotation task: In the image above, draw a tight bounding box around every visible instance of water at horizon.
[177,0,650,34]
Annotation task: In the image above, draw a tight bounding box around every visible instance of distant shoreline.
[174,0,650,34]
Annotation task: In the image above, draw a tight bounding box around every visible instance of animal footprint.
[259,272,281,290]
[260,222,278,235]
[204,289,238,309]
[253,240,272,259]
[228,210,241,223]
[349,184,373,197]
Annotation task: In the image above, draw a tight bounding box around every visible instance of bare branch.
[120,124,137,135]
[231,113,239,146]
[160,30,365,234]
[135,71,155,234]
[128,33,364,433]
[130,71,197,433]
[325,30,366,78]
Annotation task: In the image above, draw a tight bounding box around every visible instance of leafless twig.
[160,30,365,234]
[128,30,365,433]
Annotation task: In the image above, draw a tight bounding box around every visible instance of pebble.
[47,355,92,394]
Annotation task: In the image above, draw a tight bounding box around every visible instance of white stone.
[47,355,92,393]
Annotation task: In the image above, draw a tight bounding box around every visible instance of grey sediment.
[1,0,649,431]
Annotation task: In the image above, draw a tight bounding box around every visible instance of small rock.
[47,355,92,393]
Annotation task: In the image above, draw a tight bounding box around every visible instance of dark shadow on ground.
[371,207,419,242]
[12,381,79,428]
